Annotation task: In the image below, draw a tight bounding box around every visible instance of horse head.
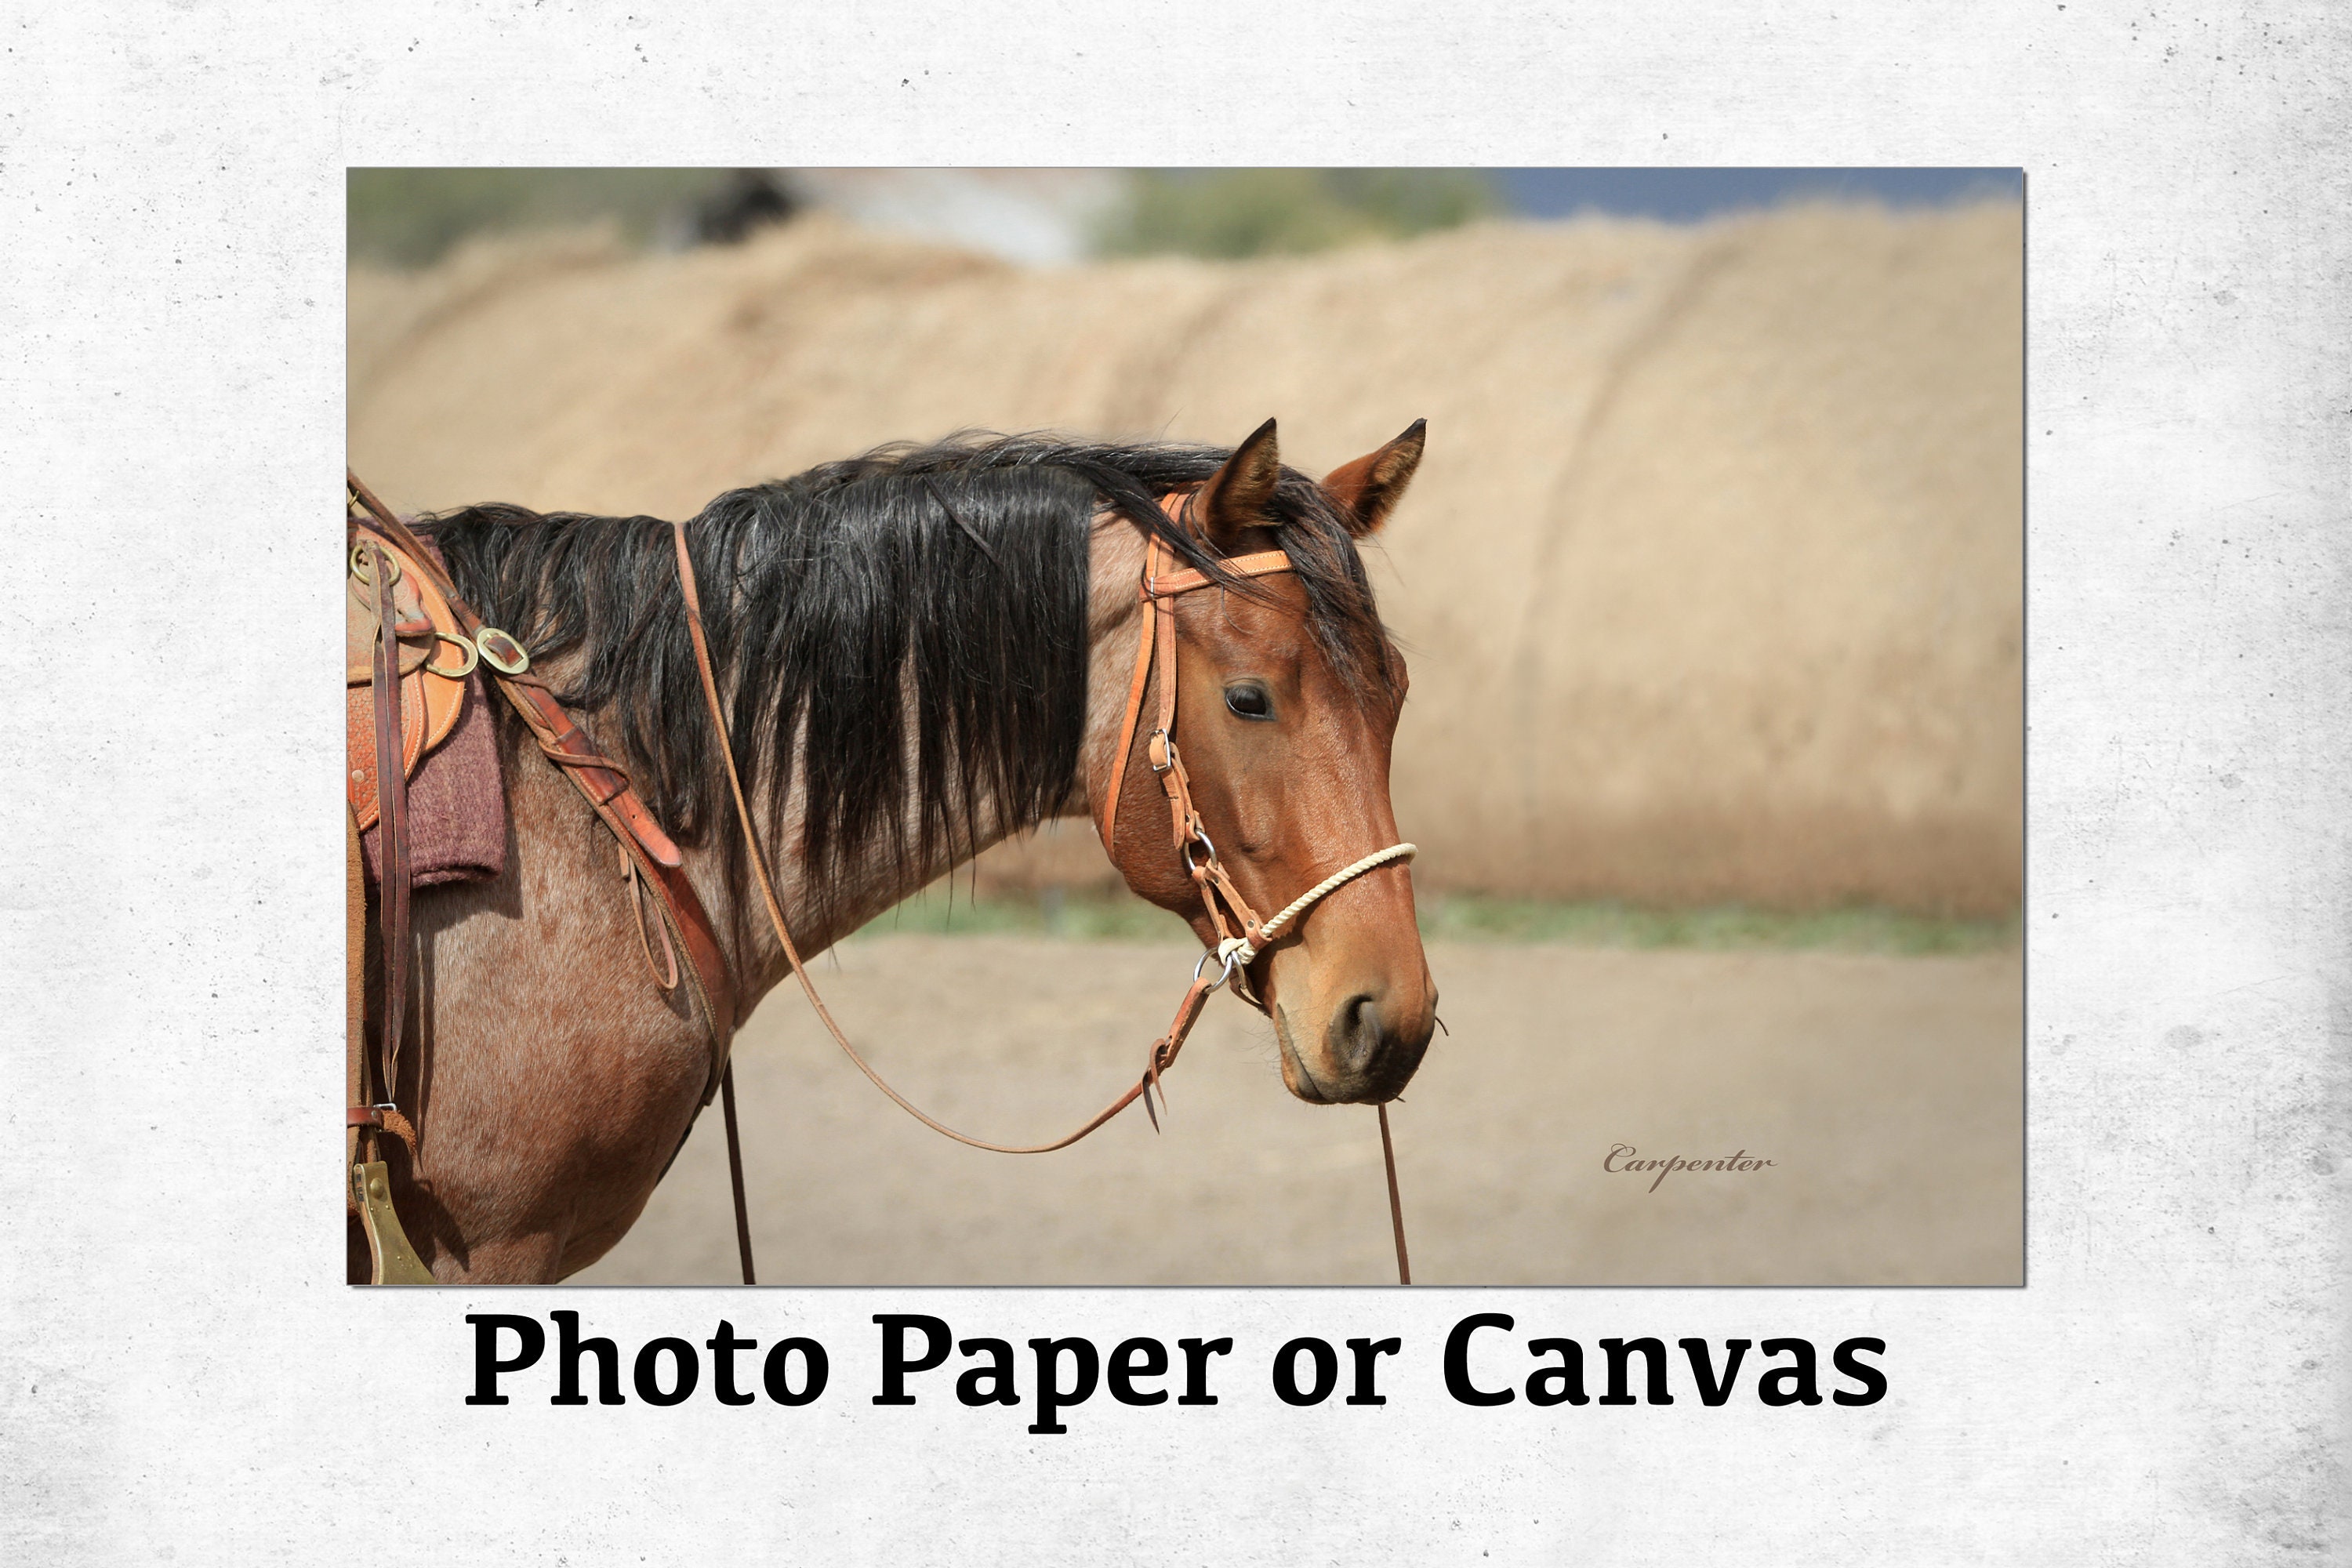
[1091,419,1437,1105]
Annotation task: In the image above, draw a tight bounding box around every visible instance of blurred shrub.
[1095,169,1503,260]
[347,168,737,268]
[856,886,2020,953]
[351,168,1506,270]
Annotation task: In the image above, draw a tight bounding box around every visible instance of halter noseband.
[1094,489,1416,1003]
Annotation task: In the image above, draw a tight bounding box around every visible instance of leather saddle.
[347,533,470,829]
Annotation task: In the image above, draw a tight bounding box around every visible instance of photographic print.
[345,167,2024,1286]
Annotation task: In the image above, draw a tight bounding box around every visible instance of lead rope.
[1378,1103,1411,1284]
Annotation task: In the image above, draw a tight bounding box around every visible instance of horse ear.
[1191,418,1283,550]
[1320,419,1426,537]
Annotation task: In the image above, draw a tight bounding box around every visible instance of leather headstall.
[1096,489,1417,1011]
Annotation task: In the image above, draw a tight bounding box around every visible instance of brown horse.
[354,420,1436,1283]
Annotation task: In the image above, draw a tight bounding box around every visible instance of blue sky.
[1494,168,2022,222]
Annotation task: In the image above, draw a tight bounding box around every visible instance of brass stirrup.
[350,1160,434,1284]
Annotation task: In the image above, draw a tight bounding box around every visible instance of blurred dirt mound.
[350,205,2022,914]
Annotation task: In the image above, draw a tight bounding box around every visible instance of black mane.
[419,432,1396,931]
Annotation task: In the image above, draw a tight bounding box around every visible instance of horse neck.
[689,763,1046,1007]
[688,510,1149,1013]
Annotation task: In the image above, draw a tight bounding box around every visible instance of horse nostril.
[1327,993,1383,1076]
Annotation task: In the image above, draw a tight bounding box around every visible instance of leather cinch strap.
[367,536,412,1152]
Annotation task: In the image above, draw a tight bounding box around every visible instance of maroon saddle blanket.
[356,536,507,889]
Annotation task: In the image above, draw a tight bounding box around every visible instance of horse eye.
[1225,683,1274,720]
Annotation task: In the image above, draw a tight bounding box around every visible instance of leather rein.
[671,486,1417,1283]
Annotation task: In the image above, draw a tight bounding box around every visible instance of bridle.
[670,485,1420,1280]
[1097,489,1419,1012]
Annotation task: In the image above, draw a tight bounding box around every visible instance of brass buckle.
[473,626,531,675]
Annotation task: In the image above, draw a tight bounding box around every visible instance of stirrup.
[350,1160,434,1284]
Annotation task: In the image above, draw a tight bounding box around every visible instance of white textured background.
[4,4,2345,1563]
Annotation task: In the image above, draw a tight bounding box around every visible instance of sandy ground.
[575,938,2021,1287]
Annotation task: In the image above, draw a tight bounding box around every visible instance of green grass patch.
[349,167,1506,272]
[348,168,735,268]
[1095,169,1504,260]
[851,886,1177,942]
[851,887,2019,954]
[1414,895,2018,955]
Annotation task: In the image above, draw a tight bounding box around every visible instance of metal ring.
[423,629,478,678]
[1181,826,1216,872]
[473,626,532,675]
[1193,947,1239,987]
[348,541,401,587]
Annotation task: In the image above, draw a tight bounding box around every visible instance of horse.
[352,419,1438,1283]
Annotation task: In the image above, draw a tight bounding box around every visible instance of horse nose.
[1323,987,1435,1098]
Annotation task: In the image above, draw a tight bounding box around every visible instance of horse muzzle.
[1270,959,1437,1105]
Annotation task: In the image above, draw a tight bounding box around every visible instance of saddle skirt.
[346,532,468,830]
